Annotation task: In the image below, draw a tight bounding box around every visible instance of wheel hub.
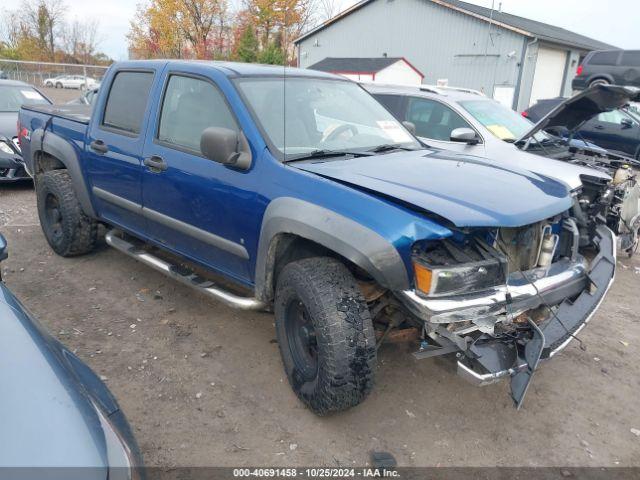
[285,299,319,380]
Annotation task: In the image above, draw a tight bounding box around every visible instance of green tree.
[258,41,284,65]
[235,25,258,63]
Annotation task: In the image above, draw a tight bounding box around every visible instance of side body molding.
[29,129,97,218]
[254,197,409,301]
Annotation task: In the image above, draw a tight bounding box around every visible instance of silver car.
[366,83,640,255]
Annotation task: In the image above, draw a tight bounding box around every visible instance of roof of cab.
[113,59,342,79]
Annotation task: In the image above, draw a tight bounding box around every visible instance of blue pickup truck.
[18,60,616,414]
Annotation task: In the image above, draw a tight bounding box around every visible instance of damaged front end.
[566,148,640,256]
[394,214,616,408]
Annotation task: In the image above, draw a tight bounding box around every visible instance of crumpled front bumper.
[399,225,616,407]
[0,152,30,182]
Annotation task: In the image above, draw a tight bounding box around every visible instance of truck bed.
[21,104,92,125]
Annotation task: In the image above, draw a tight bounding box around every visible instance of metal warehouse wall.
[298,0,528,107]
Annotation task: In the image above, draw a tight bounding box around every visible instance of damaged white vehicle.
[367,83,640,255]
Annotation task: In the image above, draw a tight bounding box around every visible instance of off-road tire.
[274,257,376,415]
[36,170,97,257]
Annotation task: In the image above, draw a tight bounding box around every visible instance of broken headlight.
[413,238,507,297]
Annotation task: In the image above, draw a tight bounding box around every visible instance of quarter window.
[406,97,471,140]
[102,71,154,135]
[596,110,637,126]
[158,75,237,154]
[589,51,621,66]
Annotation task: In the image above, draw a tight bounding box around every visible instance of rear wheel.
[55,82,62,89]
[274,257,376,415]
[36,170,97,257]
[589,78,610,88]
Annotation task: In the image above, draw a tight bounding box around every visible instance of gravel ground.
[1,183,640,468]
[1,87,639,468]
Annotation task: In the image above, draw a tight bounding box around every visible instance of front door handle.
[593,125,605,130]
[144,155,167,172]
[90,140,108,154]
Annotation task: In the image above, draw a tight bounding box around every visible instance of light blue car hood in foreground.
[295,148,573,228]
[0,282,141,479]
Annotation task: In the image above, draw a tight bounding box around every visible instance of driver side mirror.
[450,127,479,145]
[621,118,634,129]
[200,127,252,170]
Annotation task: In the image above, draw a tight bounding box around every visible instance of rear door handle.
[593,125,605,130]
[144,155,167,172]
[89,139,108,154]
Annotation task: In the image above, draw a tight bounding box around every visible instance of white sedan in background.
[43,75,98,90]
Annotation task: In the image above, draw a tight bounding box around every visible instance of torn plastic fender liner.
[458,224,616,407]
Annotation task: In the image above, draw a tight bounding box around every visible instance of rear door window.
[589,51,621,66]
[102,71,154,135]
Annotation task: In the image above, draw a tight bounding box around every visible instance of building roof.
[295,0,616,51]
[309,57,410,74]
[438,0,616,51]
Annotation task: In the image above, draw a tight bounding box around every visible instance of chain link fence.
[0,59,109,88]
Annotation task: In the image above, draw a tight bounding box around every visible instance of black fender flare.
[29,129,96,218]
[254,197,409,301]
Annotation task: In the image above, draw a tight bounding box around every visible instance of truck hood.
[295,148,573,228]
[517,84,640,143]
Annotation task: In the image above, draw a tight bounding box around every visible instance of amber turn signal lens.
[414,262,433,295]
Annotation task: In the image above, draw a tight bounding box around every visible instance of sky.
[61,0,639,61]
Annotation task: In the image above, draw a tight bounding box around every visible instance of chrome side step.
[105,230,266,311]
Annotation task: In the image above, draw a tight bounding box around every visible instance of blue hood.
[295,149,572,228]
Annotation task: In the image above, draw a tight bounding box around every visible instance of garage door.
[529,47,567,106]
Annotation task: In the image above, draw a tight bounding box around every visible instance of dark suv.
[572,49,640,90]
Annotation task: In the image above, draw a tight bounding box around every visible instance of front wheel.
[589,78,610,88]
[55,82,62,89]
[274,257,376,415]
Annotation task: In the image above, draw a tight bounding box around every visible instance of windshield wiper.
[283,149,373,163]
[368,143,417,153]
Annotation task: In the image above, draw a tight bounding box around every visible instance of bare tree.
[25,0,67,60]
[317,0,338,22]
[64,19,102,63]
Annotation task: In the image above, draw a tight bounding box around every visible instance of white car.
[43,75,98,90]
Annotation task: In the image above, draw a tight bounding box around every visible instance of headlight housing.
[413,238,507,297]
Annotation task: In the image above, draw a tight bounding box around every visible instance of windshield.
[235,77,420,158]
[460,99,550,143]
[0,86,50,112]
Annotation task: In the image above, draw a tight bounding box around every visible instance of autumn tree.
[128,0,230,59]
[243,0,317,63]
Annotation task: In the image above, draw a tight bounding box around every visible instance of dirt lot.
[1,88,639,468]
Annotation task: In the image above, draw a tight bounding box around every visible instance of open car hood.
[294,148,573,228]
[517,85,640,143]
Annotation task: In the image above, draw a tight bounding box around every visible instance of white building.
[308,57,424,85]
